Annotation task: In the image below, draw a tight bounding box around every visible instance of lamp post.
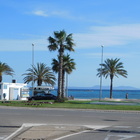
[32,44,34,95]
[65,73,68,98]
[99,45,103,101]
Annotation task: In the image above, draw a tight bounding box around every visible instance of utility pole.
[32,44,34,95]
[65,73,68,98]
[99,45,103,101]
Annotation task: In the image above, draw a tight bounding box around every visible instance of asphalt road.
[0,106,140,139]
[58,126,140,140]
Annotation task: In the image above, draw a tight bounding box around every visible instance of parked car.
[28,92,57,101]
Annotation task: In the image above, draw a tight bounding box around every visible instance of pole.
[99,45,103,101]
[32,44,34,95]
[65,73,68,98]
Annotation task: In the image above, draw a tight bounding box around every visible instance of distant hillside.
[113,86,140,90]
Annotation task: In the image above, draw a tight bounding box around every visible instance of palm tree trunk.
[110,76,113,99]
[57,72,61,98]
[0,75,2,83]
[58,46,64,99]
[37,80,42,86]
[61,70,65,98]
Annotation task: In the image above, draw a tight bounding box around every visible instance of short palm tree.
[48,30,75,98]
[52,54,76,98]
[22,63,56,86]
[97,58,128,98]
[0,62,14,82]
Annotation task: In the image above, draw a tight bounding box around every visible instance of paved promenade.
[8,124,91,140]
[76,98,140,102]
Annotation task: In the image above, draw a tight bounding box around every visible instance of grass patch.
[0,100,140,111]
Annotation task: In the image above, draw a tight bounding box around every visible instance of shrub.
[54,97,68,103]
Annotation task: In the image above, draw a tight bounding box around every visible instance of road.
[58,125,140,140]
[0,106,140,139]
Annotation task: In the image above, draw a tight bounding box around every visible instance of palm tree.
[0,62,14,82]
[52,54,76,98]
[97,58,127,98]
[22,63,56,86]
[48,30,75,98]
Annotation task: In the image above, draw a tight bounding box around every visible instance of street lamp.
[32,44,34,95]
[99,45,103,101]
[65,73,68,98]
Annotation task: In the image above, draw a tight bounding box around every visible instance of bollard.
[126,93,128,99]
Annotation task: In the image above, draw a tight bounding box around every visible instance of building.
[0,80,29,100]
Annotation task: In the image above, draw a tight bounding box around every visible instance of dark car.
[28,93,57,101]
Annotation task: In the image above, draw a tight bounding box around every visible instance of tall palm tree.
[22,63,56,86]
[48,30,75,98]
[0,62,14,82]
[52,54,76,98]
[97,58,127,98]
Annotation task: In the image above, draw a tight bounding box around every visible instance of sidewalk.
[75,98,140,102]
[8,124,91,140]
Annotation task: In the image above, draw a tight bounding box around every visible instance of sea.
[51,89,140,99]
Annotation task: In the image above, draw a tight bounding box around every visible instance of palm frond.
[97,58,127,79]
[22,63,56,86]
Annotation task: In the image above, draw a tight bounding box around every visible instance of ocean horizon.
[51,89,140,99]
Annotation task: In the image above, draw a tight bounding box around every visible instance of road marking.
[113,126,131,128]
[0,136,7,140]
[4,123,109,140]
[84,125,109,129]
[4,125,24,140]
[53,125,109,140]
[54,130,90,140]
[22,123,47,127]
[104,134,135,140]
[4,123,47,140]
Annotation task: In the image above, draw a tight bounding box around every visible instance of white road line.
[22,123,47,127]
[104,134,135,140]
[54,125,109,140]
[4,123,47,140]
[0,136,7,140]
[113,126,131,128]
[84,125,109,129]
[54,130,90,140]
[4,125,24,140]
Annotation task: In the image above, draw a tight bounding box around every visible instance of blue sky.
[0,0,140,88]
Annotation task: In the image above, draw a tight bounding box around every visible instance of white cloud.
[32,10,48,17]
[0,38,48,51]
[85,52,133,59]
[1,24,140,51]
[31,10,69,18]
[74,24,140,49]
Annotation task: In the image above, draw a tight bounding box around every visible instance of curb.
[0,106,140,114]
